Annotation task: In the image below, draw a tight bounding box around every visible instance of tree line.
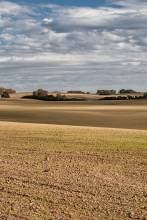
[0,87,147,100]
[96,89,139,95]
[23,89,85,101]
[23,89,147,101]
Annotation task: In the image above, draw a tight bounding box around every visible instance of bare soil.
[0,122,146,220]
[0,99,147,130]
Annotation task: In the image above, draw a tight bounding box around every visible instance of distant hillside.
[10,92,144,101]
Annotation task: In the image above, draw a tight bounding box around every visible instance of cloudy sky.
[0,0,147,92]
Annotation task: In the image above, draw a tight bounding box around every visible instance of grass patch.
[0,122,147,152]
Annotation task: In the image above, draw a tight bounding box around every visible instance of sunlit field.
[0,119,147,220]
[1,0,147,218]
[0,99,147,129]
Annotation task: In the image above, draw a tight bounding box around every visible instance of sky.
[0,0,147,92]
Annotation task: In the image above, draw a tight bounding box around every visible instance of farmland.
[0,99,147,219]
[0,99,147,129]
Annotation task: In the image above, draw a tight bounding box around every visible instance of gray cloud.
[0,61,147,92]
[0,0,147,91]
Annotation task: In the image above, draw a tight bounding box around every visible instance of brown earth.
[0,99,147,130]
[0,122,147,220]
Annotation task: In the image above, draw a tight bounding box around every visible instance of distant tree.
[6,88,16,94]
[0,87,5,95]
[1,91,10,98]
[33,89,48,97]
[23,89,85,101]
[56,93,66,101]
[0,87,16,94]
[0,87,16,98]
[96,90,116,95]
[67,91,86,94]
[143,92,147,99]
[119,89,137,94]
[30,89,67,101]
